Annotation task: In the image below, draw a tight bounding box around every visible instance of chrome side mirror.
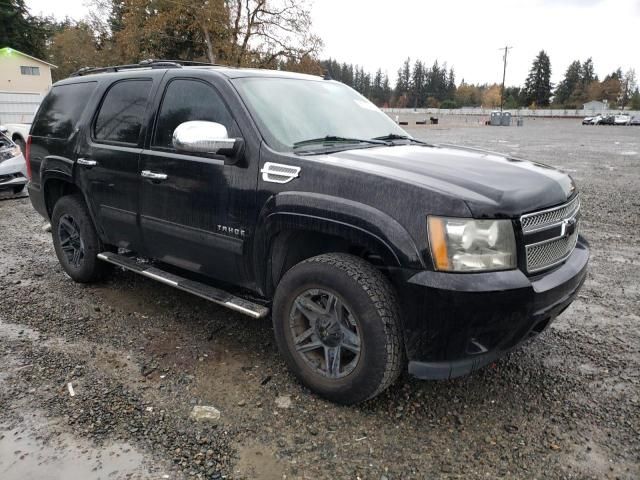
[172,121,237,155]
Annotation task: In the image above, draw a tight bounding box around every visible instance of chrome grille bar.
[521,196,580,232]
[521,196,581,273]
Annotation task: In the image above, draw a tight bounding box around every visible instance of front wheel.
[272,253,404,404]
[51,194,111,283]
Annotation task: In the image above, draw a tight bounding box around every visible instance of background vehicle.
[598,114,615,125]
[614,114,631,125]
[26,61,589,404]
[0,131,28,194]
[629,115,640,126]
[0,123,30,152]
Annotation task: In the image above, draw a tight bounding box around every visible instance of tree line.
[2,0,639,110]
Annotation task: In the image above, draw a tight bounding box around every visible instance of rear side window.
[32,82,97,139]
[94,80,152,145]
[153,79,236,149]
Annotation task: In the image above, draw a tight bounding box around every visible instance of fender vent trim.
[260,162,301,184]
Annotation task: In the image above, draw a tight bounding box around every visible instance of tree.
[48,22,110,80]
[394,57,411,107]
[101,0,322,67]
[554,60,582,106]
[482,84,502,108]
[0,0,52,59]
[630,88,640,110]
[409,59,425,108]
[524,50,552,107]
[600,69,623,106]
[581,57,596,85]
[620,69,637,109]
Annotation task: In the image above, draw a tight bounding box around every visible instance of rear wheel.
[272,253,404,404]
[51,194,111,283]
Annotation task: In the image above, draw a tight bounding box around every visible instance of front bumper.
[0,154,27,190]
[398,236,589,380]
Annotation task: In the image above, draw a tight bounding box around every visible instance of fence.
[0,90,44,124]
[382,107,640,118]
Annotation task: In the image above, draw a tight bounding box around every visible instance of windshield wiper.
[373,134,433,146]
[293,135,389,149]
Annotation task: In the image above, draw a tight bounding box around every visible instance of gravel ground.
[0,118,638,479]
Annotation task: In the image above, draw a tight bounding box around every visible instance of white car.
[614,114,631,126]
[0,131,28,195]
[0,123,31,152]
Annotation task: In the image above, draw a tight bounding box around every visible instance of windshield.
[232,77,408,152]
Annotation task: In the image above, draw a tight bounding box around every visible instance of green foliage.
[630,88,640,110]
[0,0,54,59]
[524,50,552,107]
[440,99,457,109]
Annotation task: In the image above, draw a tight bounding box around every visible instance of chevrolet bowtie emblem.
[560,218,577,237]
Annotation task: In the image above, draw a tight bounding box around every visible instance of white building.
[582,100,607,113]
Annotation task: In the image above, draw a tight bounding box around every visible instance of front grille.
[521,196,580,273]
[525,224,579,272]
[521,196,580,232]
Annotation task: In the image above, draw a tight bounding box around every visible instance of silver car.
[0,131,28,195]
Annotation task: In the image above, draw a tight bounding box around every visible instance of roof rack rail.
[69,58,225,77]
[70,60,182,77]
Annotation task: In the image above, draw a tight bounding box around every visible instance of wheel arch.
[254,192,424,296]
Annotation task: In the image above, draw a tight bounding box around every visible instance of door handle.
[141,170,168,181]
[77,158,97,167]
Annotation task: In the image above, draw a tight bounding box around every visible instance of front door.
[139,76,256,286]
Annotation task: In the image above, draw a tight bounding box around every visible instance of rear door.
[138,74,257,286]
[75,72,161,251]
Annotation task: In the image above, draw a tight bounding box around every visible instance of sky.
[25,0,640,87]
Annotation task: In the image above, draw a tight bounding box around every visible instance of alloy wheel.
[58,214,85,268]
[289,288,362,379]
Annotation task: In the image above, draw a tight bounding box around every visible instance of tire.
[272,253,404,404]
[51,194,111,283]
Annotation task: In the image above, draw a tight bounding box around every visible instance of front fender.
[253,191,424,293]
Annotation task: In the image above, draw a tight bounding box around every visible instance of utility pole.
[499,46,512,112]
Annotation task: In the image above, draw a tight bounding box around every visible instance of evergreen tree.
[381,73,392,106]
[524,50,553,107]
[0,0,52,59]
[394,57,411,107]
[554,60,582,106]
[581,57,596,85]
[410,59,425,108]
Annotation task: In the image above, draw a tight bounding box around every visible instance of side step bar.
[97,252,269,319]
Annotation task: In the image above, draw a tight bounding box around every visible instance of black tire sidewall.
[51,195,105,283]
[273,258,395,404]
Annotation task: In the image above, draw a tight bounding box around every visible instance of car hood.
[323,144,575,217]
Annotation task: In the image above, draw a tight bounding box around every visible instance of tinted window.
[94,80,152,144]
[32,82,97,139]
[153,79,236,148]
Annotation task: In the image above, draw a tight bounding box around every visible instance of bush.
[440,99,457,109]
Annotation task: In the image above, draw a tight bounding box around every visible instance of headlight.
[428,216,516,272]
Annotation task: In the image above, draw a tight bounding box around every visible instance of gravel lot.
[1,118,638,479]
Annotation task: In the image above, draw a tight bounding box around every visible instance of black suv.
[26,61,589,404]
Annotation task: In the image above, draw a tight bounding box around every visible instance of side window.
[153,79,237,149]
[32,82,97,139]
[94,80,152,145]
